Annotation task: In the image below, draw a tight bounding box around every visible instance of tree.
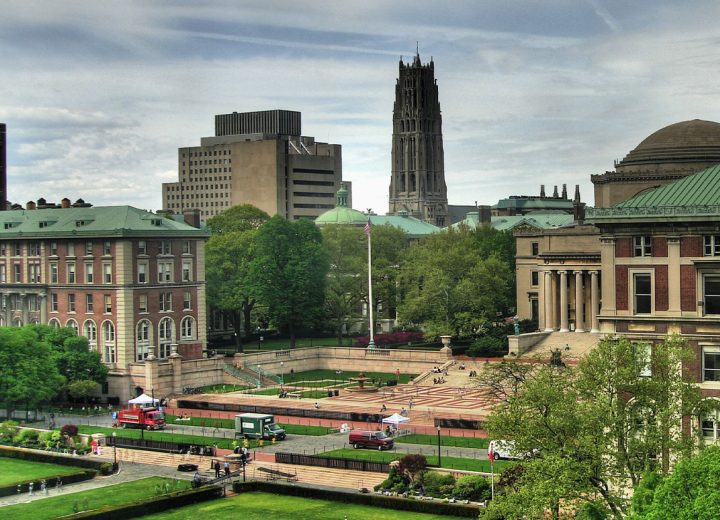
[248,216,330,347]
[205,205,270,350]
[0,327,64,417]
[398,226,514,339]
[66,380,100,406]
[30,325,107,385]
[483,335,702,519]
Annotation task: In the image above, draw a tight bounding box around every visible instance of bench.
[286,392,302,399]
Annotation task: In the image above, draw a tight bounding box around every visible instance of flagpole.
[366,219,375,349]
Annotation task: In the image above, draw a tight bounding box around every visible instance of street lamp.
[112,432,117,471]
[436,426,442,468]
[280,362,284,385]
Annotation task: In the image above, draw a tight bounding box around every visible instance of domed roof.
[314,183,368,226]
[617,119,720,170]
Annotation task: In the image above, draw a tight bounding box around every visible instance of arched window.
[136,319,151,361]
[14,318,23,327]
[66,319,78,334]
[158,317,174,359]
[102,321,115,363]
[83,320,97,351]
[181,316,196,341]
[48,318,60,328]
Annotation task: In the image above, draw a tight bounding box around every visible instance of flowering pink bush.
[354,331,425,347]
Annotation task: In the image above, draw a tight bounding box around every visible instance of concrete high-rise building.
[388,54,448,226]
[163,110,344,221]
[0,124,6,211]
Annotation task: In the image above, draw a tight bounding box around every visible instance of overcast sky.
[2,1,720,214]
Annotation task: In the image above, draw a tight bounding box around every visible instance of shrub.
[60,424,79,438]
[0,421,18,443]
[467,335,507,357]
[375,466,408,493]
[13,429,40,447]
[452,474,491,501]
[355,332,424,347]
[398,454,427,485]
[98,462,114,475]
[420,470,456,497]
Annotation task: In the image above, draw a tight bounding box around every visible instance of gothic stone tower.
[388,53,448,226]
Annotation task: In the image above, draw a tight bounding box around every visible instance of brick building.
[0,203,209,400]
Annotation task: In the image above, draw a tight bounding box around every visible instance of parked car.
[349,430,394,450]
[488,440,537,460]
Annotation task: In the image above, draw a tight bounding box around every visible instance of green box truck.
[235,413,286,440]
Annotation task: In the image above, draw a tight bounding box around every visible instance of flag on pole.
[364,221,371,236]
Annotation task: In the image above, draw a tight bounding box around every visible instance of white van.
[488,440,535,460]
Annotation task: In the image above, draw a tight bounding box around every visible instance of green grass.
[247,388,284,396]
[0,458,86,486]
[195,384,251,393]
[396,434,489,449]
[282,369,416,385]
[144,490,467,519]
[320,448,512,473]
[77,425,252,449]
[0,477,188,519]
[164,414,334,436]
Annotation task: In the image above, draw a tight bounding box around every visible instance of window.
[85,263,94,283]
[160,292,173,312]
[0,243,5,256]
[160,240,171,255]
[28,242,40,256]
[138,262,148,283]
[159,318,173,358]
[103,241,111,255]
[701,404,720,442]
[136,320,151,361]
[13,243,20,256]
[138,240,147,255]
[85,241,93,255]
[0,264,4,283]
[67,242,75,257]
[182,260,192,282]
[67,262,76,283]
[50,263,58,283]
[103,263,112,284]
[86,294,93,312]
[29,263,40,283]
[48,318,60,328]
[705,236,720,256]
[83,320,97,350]
[634,273,652,314]
[13,263,21,283]
[66,319,78,334]
[703,347,720,382]
[531,271,539,286]
[181,316,195,340]
[102,321,115,363]
[138,294,148,313]
[51,293,58,312]
[183,240,191,254]
[158,261,173,282]
[704,275,720,315]
[104,294,112,313]
[531,242,539,256]
[68,293,76,313]
[49,242,57,256]
[183,291,191,310]
[634,236,652,257]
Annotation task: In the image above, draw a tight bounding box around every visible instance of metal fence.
[275,452,390,473]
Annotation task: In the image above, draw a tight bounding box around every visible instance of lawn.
[0,477,188,519]
[0,458,86,486]
[320,448,512,473]
[282,369,417,386]
[77,425,248,449]
[164,414,334,436]
[396,434,489,449]
[144,490,468,519]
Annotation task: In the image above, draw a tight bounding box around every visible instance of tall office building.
[0,124,6,211]
[388,54,448,226]
[163,110,344,221]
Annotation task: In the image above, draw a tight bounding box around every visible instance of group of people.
[468,370,478,377]
[432,376,446,384]
[431,366,448,375]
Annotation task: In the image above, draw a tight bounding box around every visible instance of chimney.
[573,201,586,223]
[574,184,581,203]
[540,185,546,198]
[561,184,567,199]
[478,205,492,225]
[26,201,36,210]
[183,209,201,229]
[61,197,71,208]
[552,185,559,198]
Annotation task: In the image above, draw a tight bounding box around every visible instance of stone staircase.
[519,331,602,362]
[222,363,261,388]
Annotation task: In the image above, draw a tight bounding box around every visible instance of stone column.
[600,238,616,318]
[19,293,28,326]
[2,293,8,325]
[39,292,47,324]
[667,237,681,313]
[169,345,183,395]
[574,271,585,332]
[543,270,554,332]
[590,271,600,333]
[559,270,569,332]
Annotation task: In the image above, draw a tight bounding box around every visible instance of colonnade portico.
[542,268,600,333]
[0,290,47,326]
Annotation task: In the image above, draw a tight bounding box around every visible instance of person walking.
[223,461,230,476]
[214,460,221,478]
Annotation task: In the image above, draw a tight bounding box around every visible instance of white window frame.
[85,293,93,313]
[703,346,720,383]
[159,317,174,358]
[85,262,94,283]
[633,236,652,257]
[181,316,195,340]
[83,320,97,350]
[103,262,112,284]
[102,321,116,363]
[136,319,151,361]
[631,270,653,315]
[138,262,148,284]
[703,274,720,316]
[67,262,76,283]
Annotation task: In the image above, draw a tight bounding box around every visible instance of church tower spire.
[388,53,448,226]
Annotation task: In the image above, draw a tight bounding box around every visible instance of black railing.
[275,452,390,473]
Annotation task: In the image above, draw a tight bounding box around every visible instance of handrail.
[222,364,261,388]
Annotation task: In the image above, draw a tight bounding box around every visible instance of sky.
[2,1,720,215]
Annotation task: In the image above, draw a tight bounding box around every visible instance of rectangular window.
[85,241,93,255]
[634,273,652,314]
[51,293,58,312]
[138,262,147,283]
[183,240,191,254]
[50,263,58,284]
[28,242,40,256]
[103,241,111,255]
[158,261,173,282]
[139,294,148,313]
[160,292,173,312]
[704,235,720,256]
[67,242,75,257]
[85,263,94,283]
[703,347,720,382]
[13,263,21,283]
[531,271,539,286]
[705,275,720,315]
[68,293,76,313]
[85,294,93,312]
[138,240,147,255]
[29,263,40,283]
[0,264,6,283]
[0,243,5,256]
[49,242,57,256]
[634,236,652,257]
[531,242,539,256]
[634,343,651,377]
[182,260,192,282]
[103,263,112,284]
[67,262,76,283]
[13,243,20,256]
[183,291,191,310]
[160,240,171,255]
[104,294,112,314]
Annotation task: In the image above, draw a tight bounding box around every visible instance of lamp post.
[280,362,284,385]
[112,432,117,471]
[436,426,442,468]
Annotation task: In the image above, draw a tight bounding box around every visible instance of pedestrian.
[408,398,413,409]
[57,477,63,493]
[41,479,47,496]
[240,451,247,465]
[223,461,230,476]
[28,482,33,496]
[214,460,221,478]
[314,402,320,409]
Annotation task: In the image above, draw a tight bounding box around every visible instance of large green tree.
[30,324,107,385]
[206,205,270,350]
[398,226,515,339]
[248,216,330,347]
[483,335,703,519]
[0,327,64,417]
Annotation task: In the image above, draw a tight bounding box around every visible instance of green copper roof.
[315,182,369,226]
[449,212,574,231]
[368,215,439,238]
[0,206,209,238]
[493,198,573,210]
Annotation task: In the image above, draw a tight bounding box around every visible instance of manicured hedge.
[0,446,108,471]
[57,485,223,519]
[0,469,96,498]
[233,481,480,518]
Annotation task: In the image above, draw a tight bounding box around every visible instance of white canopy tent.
[381,413,410,425]
[128,393,158,405]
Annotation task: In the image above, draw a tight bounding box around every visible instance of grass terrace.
[396,434,490,449]
[165,414,334,436]
[320,448,511,473]
[0,458,87,486]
